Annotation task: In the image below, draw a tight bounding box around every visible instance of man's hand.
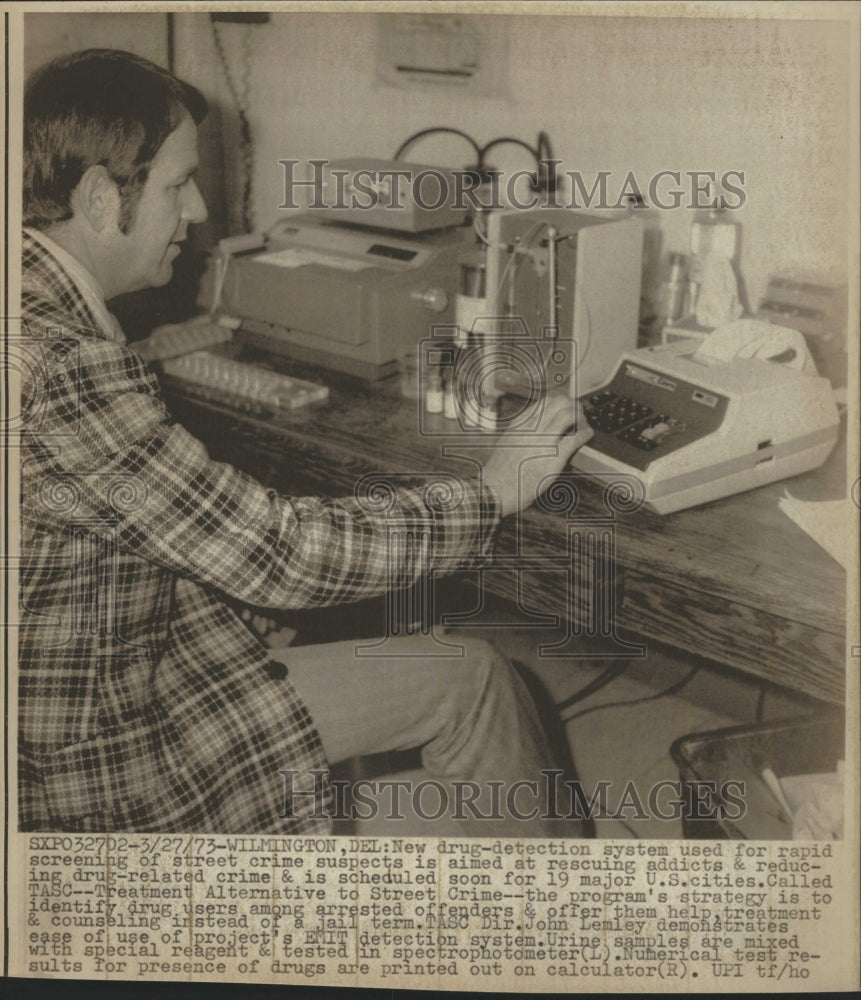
[482,394,594,518]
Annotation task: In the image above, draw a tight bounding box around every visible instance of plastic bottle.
[688,201,741,314]
[659,252,689,323]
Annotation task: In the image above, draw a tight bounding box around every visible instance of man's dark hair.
[24,48,208,233]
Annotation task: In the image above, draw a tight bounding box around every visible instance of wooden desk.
[160,342,848,705]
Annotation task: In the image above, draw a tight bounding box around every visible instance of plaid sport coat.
[18,229,501,833]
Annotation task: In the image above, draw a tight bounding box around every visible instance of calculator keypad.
[583,391,687,450]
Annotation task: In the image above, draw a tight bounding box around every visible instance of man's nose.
[182,179,208,224]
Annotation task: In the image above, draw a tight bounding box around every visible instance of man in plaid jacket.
[18,50,593,835]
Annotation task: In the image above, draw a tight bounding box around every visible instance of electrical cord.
[536,130,558,190]
[577,288,593,368]
[472,215,492,246]
[479,133,558,192]
[555,662,631,713]
[212,19,255,233]
[536,130,554,162]
[495,219,548,309]
[481,136,540,164]
[394,126,481,163]
[393,127,559,193]
[562,666,701,726]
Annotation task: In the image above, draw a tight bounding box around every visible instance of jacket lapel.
[22,229,111,341]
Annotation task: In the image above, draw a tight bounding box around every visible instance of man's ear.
[71,165,121,232]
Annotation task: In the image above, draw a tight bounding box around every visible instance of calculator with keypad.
[570,337,839,514]
[580,363,728,472]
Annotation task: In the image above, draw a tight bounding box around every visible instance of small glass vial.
[424,371,444,414]
[443,379,458,420]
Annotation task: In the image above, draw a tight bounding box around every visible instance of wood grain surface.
[159,340,848,704]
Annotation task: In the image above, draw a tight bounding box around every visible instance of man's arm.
[23,334,502,610]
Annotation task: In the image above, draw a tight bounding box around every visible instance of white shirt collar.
[25,227,126,345]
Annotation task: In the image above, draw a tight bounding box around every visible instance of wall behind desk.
[170,10,852,313]
[182,10,856,315]
[23,10,855,314]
